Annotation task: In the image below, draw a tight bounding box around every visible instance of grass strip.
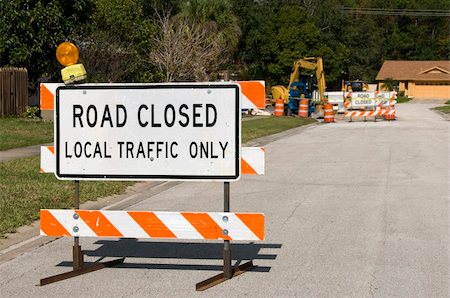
[0,156,134,237]
[432,101,450,114]
[396,96,412,103]
[0,118,54,151]
[242,116,316,144]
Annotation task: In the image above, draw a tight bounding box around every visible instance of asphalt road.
[0,103,448,297]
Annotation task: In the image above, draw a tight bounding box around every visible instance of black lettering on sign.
[136,142,145,158]
[189,141,228,158]
[86,105,98,127]
[74,142,82,158]
[151,105,161,127]
[178,104,189,127]
[219,141,228,158]
[193,104,202,127]
[164,104,176,127]
[101,105,113,127]
[65,141,111,158]
[65,142,72,157]
[138,104,148,127]
[73,105,83,127]
[116,141,179,159]
[205,104,217,127]
[117,105,127,127]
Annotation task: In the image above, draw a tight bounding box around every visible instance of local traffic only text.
[63,103,230,160]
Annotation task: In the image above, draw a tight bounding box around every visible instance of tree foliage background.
[1,0,449,90]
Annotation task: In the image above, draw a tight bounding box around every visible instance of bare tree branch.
[146,11,229,82]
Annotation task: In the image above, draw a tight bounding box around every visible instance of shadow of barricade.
[57,238,281,273]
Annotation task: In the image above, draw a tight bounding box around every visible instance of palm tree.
[176,0,241,56]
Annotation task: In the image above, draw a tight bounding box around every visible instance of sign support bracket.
[195,182,255,291]
[40,181,124,286]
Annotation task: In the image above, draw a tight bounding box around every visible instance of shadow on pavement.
[56,239,281,273]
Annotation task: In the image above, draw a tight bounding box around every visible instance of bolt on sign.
[55,84,241,181]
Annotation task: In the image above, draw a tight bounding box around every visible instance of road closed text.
[63,103,230,160]
[72,103,217,128]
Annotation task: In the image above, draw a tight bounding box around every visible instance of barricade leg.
[40,181,124,286]
[195,182,255,291]
[223,182,232,279]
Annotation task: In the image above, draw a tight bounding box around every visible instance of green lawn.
[0,156,134,237]
[396,96,412,103]
[242,116,316,143]
[0,115,315,238]
[0,118,54,150]
[433,100,450,114]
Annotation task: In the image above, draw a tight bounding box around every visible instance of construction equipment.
[343,80,369,92]
[271,57,327,116]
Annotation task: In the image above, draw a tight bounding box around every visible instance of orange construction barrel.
[384,109,396,120]
[274,98,284,117]
[298,99,309,117]
[323,104,335,123]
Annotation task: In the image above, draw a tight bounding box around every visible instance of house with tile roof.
[376,61,450,99]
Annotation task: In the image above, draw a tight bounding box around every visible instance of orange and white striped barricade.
[238,80,266,111]
[345,92,382,122]
[40,210,264,241]
[40,82,267,121]
[41,146,265,176]
[344,109,383,120]
[384,99,397,120]
[39,83,266,290]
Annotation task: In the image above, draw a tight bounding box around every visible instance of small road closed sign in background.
[55,84,241,181]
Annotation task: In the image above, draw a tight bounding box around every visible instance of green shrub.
[21,106,40,119]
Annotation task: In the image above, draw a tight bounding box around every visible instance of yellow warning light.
[56,42,79,66]
[56,41,87,84]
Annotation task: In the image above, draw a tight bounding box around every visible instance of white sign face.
[55,84,241,181]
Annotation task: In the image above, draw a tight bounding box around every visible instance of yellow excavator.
[271,57,327,111]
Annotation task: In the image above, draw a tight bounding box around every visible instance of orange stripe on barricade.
[48,146,54,154]
[40,84,54,111]
[238,81,265,109]
[128,211,176,238]
[40,210,71,237]
[182,212,231,240]
[241,158,257,175]
[236,213,265,241]
[76,210,123,237]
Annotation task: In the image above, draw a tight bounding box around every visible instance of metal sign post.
[223,182,232,279]
[73,180,83,270]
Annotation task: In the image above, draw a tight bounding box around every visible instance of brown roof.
[376,60,450,82]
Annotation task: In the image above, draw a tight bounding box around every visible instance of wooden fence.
[0,67,28,117]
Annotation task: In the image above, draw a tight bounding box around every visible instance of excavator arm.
[289,57,326,104]
[271,56,327,105]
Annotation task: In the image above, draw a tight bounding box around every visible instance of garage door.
[414,83,450,99]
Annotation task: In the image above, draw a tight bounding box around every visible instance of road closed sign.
[55,84,241,181]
